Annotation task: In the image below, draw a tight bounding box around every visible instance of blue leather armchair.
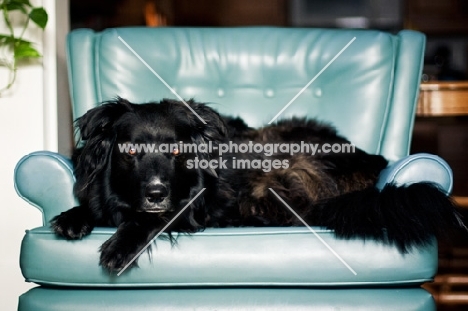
[16,27,449,310]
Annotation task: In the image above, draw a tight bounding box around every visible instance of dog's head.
[73,98,227,224]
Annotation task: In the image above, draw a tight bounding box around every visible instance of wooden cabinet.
[416,82,468,204]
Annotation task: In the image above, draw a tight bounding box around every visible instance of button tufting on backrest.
[264,88,275,98]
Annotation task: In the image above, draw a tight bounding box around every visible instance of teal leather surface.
[67,28,425,162]
[376,153,453,193]
[20,226,437,287]
[18,287,436,311]
[14,151,77,225]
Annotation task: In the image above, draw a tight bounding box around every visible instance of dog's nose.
[145,183,168,203]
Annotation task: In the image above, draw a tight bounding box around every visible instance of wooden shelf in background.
[454,196,468,209]
[417,82,468,117]
[424,274,468,306]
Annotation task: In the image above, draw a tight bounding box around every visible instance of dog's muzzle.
[143,183,171,213]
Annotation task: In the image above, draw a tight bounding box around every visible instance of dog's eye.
[128,147,137,156]
[172,147,180,156]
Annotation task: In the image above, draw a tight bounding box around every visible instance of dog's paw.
[99,235,141,273]
[50,207,94,239]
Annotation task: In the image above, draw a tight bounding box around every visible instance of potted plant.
[0,0,47,96]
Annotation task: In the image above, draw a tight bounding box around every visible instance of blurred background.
[67,1,468,309]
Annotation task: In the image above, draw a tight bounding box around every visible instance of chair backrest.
[67,27,425,162]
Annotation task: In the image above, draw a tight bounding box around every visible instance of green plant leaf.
[5,2,28,13]
[29,7,47,29]
[0,34,32,45]
[0,34,14,44]
[4,0,31,6]
[4,0,32,12]
[14,42,41,59]
[6,0,32,5]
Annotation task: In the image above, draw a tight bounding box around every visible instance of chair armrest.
[376,153,453,194]
[14,151,453,225]
[14,151,77,226]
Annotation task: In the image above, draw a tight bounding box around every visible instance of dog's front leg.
[50,205,96,239]
[99,215,162,273]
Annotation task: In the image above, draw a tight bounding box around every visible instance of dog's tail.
[307,182,465,252]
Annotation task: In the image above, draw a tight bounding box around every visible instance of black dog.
[51,98,464,272]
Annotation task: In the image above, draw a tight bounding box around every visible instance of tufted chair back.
[67,28,425,162]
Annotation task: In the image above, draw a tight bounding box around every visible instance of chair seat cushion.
[20,226,437,287]
[18,287,436,311]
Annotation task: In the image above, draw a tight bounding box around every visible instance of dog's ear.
[187,100,228,143]
[73,98,134,197]
[185,100,227,178]
[77,97,134,140]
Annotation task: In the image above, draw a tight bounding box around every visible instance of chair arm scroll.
[376,153,453,194]
[14,151,77,225]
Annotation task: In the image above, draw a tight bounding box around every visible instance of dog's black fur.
[51,98,465,272]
